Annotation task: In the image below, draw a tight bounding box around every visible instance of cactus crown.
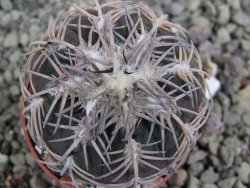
[20,1,211,187]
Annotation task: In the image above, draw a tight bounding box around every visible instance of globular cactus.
[20,1,211,187]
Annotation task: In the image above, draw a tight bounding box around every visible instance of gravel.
[187,150,208,164]
[216,27,231,44]
[0,0,13,11]
[1,0,250,188]
[232,11,250,26]
[0,153,9,172]
[200,168,219,184]
[227,0,241,9]
[218,177,236,188]
[236,162,250,183]
[3,32,19,48]
[217,4,230,24]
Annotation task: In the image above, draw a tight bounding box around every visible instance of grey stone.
[226,23,237,33]
[13,165,27,176]
[20,33,29,46]
[241,40,250,51]
[203,184,218,188]
[188,150,207,164]
[171,169,188,186]
[216,27,231,44]
[203,113,223,134]
[218,5,230,24]
[0,35,3,46]
[192,17,211,27]
[206,1,217,16]
[243,112,250,126]
[189,162,204,176]
[0,0,13,11]
[234,181,247,188]
[0,13,12,27]
[189,26,211,44]
[11,10,21,21]
[10,153,26,165]
[166,0,186,16]
[0,75,4,86]
[5,130,14,142]
[29,175,48,188]
[25,153,36,167]
[208,141,219,155]
[233,11,250,26]
[4,32,19,48]
[224,136,242,149]
[227,0,241,9]
[9,50,21,64]
[198,41,222,56]
[11,141,20,149]
[218,177,236,188]
[3,70,12,83]
[224,110,240,126]
[242,0,250,13]
[210,155,220,168]
[29,25,41,42]
[236,162,250,183]
[218,146,234,168]
[0,153,8,172]
[187,0,200,11]
[188,176,201,188]
[233,86,250,113]
[9,85,20,96]
[200,168,219,183]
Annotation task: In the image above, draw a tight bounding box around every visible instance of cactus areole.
[20,1,211,188]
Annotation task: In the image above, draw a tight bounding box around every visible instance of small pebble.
[192,17,211,27]
[234,181,247,188]
[217,4,230,24]
[217,177,236,188]
[216,27,231,44]
[188,150,207,164]
[200,168,219,183]
[243,112,250,126]
[218,146,234,168]
[29,175,48,188]
[233,11,250,26]
[227,0,241,9]
[187,0,200,11]
[20,33,29,46]
[171,169,188,186]
[11,10,21,21]
[236,162,250,183]
[4,32,19,48]
[187,176,201,188]
[10,153,26,165]
[9,50,21,64]
[4,70,13,83]
[189,162,205,176]
[0,13,12,27]
[0,153,9,172]
[203,184,218,188]
[189,26,211,44]
[25,153,36,167]
[10,85,20,96]
[0,0,13,11]
[165,0,186,16]
[241,40,250,51]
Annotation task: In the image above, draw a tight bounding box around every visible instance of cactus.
[20,1,211,187]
